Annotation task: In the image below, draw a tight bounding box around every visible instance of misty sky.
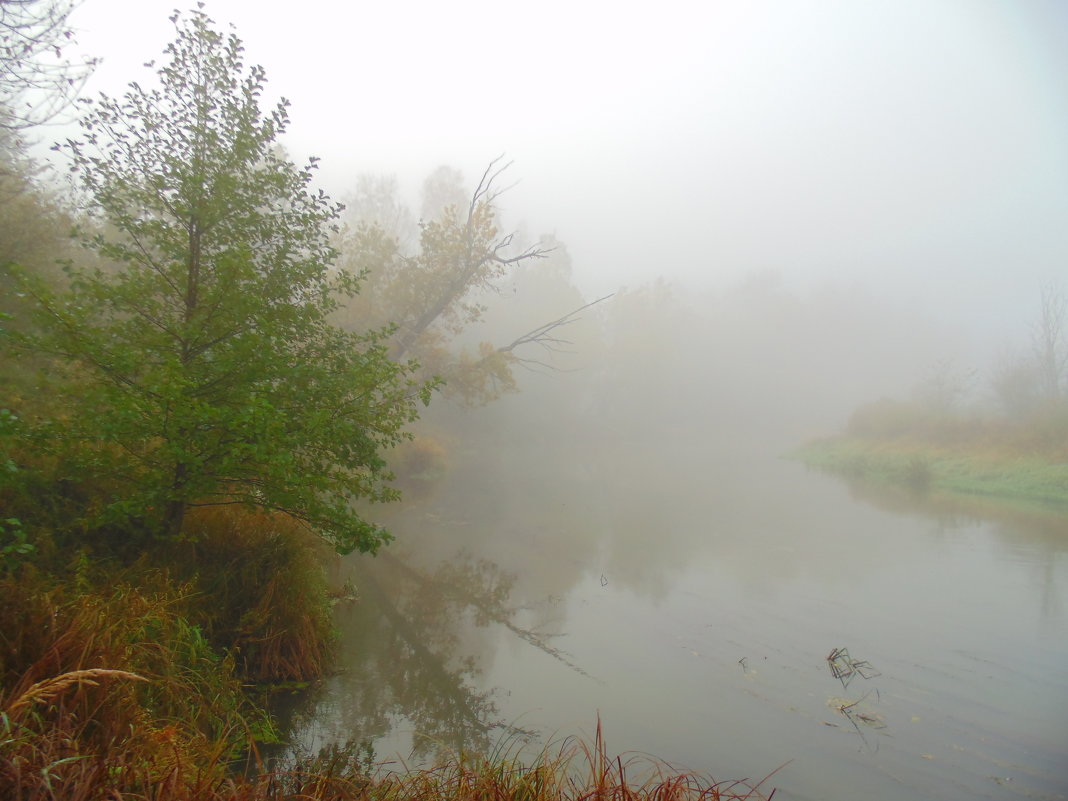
[56,0,1068,344]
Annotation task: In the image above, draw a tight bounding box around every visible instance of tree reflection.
[280,549,555,761]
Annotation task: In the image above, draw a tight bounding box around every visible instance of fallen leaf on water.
[921,754,935,760]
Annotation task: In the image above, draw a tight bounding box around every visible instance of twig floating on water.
[826,647,881,689]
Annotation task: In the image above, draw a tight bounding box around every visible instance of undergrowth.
[0,498,338,798]
[169,506,335,683]
[1,700,777,801]
[0,569,273,798]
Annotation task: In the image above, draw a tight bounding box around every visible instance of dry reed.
[5,668,146,714]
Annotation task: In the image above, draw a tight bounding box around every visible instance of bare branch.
[469,154,515,217]
[496,293,613,359]
[389,157,547,360]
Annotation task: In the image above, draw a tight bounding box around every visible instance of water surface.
[284,428,1068,801]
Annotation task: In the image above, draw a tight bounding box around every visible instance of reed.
[367,719,776,801]
[5,668,146,714]
[2,695,778,801]
[0,505,778,800]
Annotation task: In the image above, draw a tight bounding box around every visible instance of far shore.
[789,436,1068,510]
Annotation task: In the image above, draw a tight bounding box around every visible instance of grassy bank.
[0,567,775,800]
[2,684,776,801]
[0,507,774,801]
[790,435,1068,509]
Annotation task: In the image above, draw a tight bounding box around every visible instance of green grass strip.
[789,436,1068,509]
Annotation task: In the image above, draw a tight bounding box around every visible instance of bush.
[389,435,449,501]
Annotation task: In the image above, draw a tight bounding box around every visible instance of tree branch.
[495,294,613,359]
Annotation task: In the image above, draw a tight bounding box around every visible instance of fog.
[60,0,1068,353]
[35,0,1063,482]
[27,4,1068,796]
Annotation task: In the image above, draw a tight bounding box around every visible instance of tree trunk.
[164,462,188,538]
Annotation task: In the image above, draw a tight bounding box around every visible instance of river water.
[281,424,1068,801]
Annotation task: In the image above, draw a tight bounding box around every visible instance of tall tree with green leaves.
[10,9,431,553]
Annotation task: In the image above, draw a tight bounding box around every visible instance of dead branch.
[496,294,614,364]
[389,157,548,360]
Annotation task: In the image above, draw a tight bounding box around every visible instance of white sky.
[54,0,1068,344]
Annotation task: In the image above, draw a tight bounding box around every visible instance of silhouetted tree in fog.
[1033,282,1067,401]
[337,158,604,406]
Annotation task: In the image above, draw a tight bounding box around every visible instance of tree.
[9,10,430,553]
[1033,282,1067,402]
[0,123,82,430]
[419,165,466,222]
[336,159,606,406]
[991,283,1068,419]
[342,172,416,251]
[0,0,96,129]
[0,125,72,308]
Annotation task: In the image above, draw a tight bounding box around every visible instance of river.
[278,422,1068,801]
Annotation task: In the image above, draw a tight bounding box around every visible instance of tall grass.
[1,583,778,801]
[0,478,779,800]
[300,718,777,801]
[173,506,335,682]
[0,569,272,799]
[1,718,775,801]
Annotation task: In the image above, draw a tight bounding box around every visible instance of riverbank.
[1,589,774,800]
[0,512,774,801]
[789,435,1068,509]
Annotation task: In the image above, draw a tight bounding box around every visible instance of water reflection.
[826,471,1068,625]
[280,425,1068,800]
[280,546,595,761]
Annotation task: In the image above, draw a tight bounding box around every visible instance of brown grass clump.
[2,659,777,801]
[176,505,335,683]
[367,719,776,801]
[221,718,778,801]
[0,570,269,800]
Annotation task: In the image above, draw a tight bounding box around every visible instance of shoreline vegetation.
[0,507,776,801]
[790,436,1068,509]
[0,572,779,801]
[789,397,1068,511]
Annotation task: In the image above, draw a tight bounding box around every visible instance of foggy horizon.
[5,2,1068,797]
[37,0,1066,356]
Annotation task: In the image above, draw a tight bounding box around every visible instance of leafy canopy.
[12,9,432,553]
